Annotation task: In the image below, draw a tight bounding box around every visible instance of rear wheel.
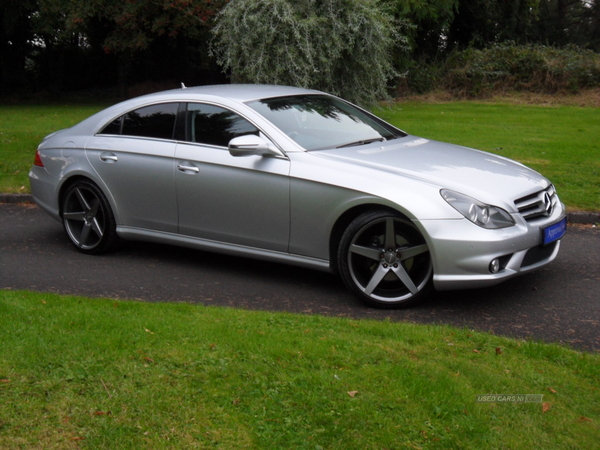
[61,180,119,254]
[338,210,432,308]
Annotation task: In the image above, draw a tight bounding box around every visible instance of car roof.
[141,84,322,103]
[66,84,326,137]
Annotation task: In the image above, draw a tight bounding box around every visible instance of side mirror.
[228,134,283,158]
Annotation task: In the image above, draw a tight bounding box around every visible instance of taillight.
[33,150,44,167]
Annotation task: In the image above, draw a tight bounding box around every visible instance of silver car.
[29,85,567,307]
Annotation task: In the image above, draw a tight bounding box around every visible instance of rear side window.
[99,103,179,140]
[186,103,258,147]
[101,117,122,135]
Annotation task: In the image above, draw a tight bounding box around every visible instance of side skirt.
[117,226,333,273]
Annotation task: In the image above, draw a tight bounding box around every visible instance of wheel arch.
[58,176,95,214]
[59,176,121,254]
[329,204,413,273]
[334,207,434,307]
[58,174,119,223]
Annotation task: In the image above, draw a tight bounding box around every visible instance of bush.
[398,60,444,95]
[439,43,600,97]
[210,0,408,106]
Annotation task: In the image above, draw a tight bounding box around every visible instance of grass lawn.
[0,290,598,449]
[1,100,599,210]
[0,104,108,194]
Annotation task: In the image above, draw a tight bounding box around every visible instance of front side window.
[99,103,179,140]
[186,103,259,147]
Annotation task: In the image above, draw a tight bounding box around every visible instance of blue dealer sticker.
[542,217,567,245]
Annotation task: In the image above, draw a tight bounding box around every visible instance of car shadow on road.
[117,239,551,317]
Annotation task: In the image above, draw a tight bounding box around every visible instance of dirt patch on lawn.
[396,88,600,107]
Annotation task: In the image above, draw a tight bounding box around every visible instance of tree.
[444,0,600,52]
[445,0,540,51]
[210,0,408,106]
[0,0,36,94]
[0,0,227,97]
[60,0,226,92]
[384,0,458,59]
[534,0,600,51]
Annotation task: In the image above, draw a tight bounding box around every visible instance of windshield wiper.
[336,137,386,148]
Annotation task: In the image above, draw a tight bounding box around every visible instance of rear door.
[86,102,179,232]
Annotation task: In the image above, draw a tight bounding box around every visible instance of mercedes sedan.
[29,85,567,307]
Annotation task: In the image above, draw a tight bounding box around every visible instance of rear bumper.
[28,166,61,222]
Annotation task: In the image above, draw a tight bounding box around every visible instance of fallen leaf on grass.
[347,391,359,397]
[542,402,552,413]
[144,328,154,334]
[495,347,503,355]
[100,378,112,398]
[473,349,480,353]
[548,387,557,394]
[577,416,592,422]
[93,411,111,416]
[0,379,10,383]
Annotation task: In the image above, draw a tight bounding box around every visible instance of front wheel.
[61,180,119,254]
[338,210,433,308]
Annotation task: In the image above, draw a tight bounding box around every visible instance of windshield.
[247,95,406,151]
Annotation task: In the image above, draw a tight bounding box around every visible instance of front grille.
[514,185,557,222]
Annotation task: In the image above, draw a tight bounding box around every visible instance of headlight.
[441,189,515,229]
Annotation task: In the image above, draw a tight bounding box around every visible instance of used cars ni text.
[29,85,567,307]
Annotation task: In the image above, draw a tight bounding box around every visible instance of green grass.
[376,101,600,211]
[0,104,107,193]
[0,101,598,210]
[1,290,598,449]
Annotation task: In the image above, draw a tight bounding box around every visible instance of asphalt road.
[1,203,599,352]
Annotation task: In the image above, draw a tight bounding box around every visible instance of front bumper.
[419,202,566,291]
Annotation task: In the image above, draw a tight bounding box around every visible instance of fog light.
[489,259,500,274]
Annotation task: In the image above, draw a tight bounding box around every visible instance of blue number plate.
[542,217,567,245]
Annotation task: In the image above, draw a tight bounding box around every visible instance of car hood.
[314,136,549,207]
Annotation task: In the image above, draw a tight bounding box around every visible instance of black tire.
[338,210,433,308]
[61,180,119,254]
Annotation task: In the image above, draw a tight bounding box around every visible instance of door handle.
[177,164,200,173]
[100,152,118,163]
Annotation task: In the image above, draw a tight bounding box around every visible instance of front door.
[175,103,290,252]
